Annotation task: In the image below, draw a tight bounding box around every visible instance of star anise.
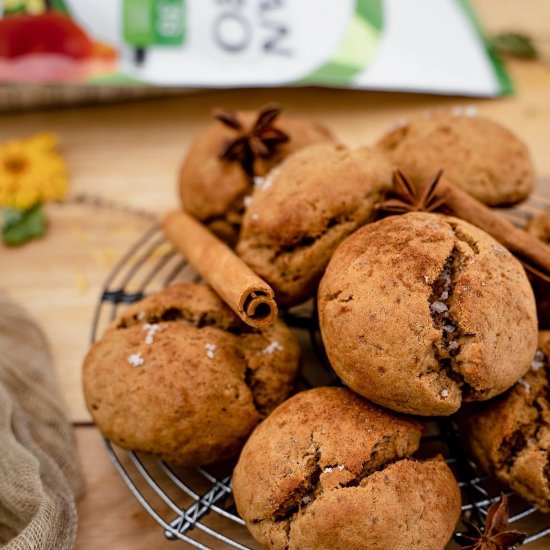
[377,169,447,214]
[213,103,289,176]
[459,494,526,550]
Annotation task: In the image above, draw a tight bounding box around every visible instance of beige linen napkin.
[0,290,84,549]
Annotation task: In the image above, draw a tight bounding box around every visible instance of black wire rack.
[91,204,550,549]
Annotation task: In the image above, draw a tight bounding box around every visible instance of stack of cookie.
[84,105,550,549]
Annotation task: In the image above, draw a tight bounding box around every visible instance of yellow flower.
[0,133,68,210]
[4,0,46,14]
[4,0,24,10]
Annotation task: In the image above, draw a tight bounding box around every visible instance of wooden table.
[1,0,550,547]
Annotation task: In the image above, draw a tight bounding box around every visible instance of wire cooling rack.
[91,213,550,549]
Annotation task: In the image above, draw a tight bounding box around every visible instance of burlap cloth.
[0,290,84,549]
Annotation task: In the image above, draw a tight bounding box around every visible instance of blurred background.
[1,0,549,547]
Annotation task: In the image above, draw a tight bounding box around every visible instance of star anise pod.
[213,103,289,176]
[459,494,526,549]
[377,169,447,214]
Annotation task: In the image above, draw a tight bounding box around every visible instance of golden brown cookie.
[232,387,461,550]
[459,332,550,512]
[180,109,333,245]
[318,212,538,416]
[377,113,534,206]
[236,143,393,307]
[83,284,300,466]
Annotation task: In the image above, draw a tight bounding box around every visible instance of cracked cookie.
[459,332,550,512]
[179,110,333,245]
[318,212,538,416]
[232,387,461,550]
[83,283,300,466]
[236,143,393,307]
[377,113,534,206]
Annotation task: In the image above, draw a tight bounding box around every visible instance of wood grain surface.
[1,0,550,548]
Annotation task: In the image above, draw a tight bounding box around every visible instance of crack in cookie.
[273,214,354,257]
[449,222,480,255]
[272,440,322,522]
[116,299,252,334]
[428,246,474,397]
[234,388,461,550]
[264,433,417,531]
[427,220,487,399]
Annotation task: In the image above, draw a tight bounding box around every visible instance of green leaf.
[2,204,47,246]
[490,32,538,59]
[50,0,71,15]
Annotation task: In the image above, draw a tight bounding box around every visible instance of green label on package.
[123,0,185,47]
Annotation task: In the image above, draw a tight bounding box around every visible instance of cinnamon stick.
[439,176,550,281]
[163,211,278,327]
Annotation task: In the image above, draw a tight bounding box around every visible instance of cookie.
[377,113,534,206]
[459,332,550,512]
[83,284,300,466]
[179,109,333,245]
[237,143,393,306]
[232,387,461,550]
[318,212,538,416]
